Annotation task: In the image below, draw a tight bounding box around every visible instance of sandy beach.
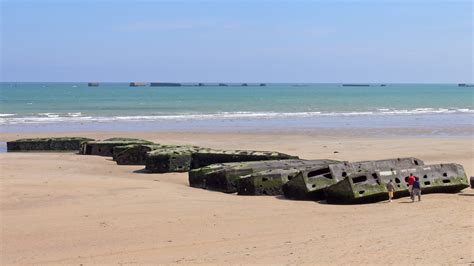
[1,132,473,264]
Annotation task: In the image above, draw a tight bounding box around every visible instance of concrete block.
[189,159,338,193]
[113,144,165,165]
[80,138,154,156]
[283,157,424,200]
[7,137,94,152]
[191,148,298,169]
[324,163,468,204]
[145,147,200,173]
[237,169,301,196]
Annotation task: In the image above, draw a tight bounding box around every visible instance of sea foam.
[0,108,472,125]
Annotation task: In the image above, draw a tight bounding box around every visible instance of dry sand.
[1,132,473,264]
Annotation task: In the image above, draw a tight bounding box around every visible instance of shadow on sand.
[457,193,474,197]
[133,168,149,174]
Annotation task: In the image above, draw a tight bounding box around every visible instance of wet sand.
[1,132,473,264]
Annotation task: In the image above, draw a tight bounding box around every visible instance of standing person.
[412,177,421,202]
[386,179,395,202]
[407,173,416,199]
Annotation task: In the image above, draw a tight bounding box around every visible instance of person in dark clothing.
[412,177,421,202]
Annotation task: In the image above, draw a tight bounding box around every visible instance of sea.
[1,82,473,136]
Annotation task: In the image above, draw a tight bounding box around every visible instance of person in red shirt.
[407,173,416,199]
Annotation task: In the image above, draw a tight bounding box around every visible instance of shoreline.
[1,113,473,138]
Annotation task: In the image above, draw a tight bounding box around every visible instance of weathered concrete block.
[145,146,200,173]
[283,165,343,200]
[189,159,338,193]
[237,169,302,196]
[144,147,298,173]
[283,157,424,200]
[190,149,298,169]
[112,144,139,160]
[7,137,94,152]
[410,164,468,194]
[80,138,154,156]
[237,160,340,196]
[324,163,468,204]
[113,144,164,164]
[116,144,199,166]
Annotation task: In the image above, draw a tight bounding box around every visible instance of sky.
[1,0,472,83]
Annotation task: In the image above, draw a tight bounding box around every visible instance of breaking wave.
[0,108,473,125]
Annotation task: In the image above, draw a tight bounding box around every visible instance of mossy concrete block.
[328,157,424,180]
[191,148,298,169]
[189,159,338,193]
[324,163,468,204]
[283,165,342,200]
[237,160,339,196]
[80,138,154,156]
[145,147,200,173]
[405,163,468,194]
[237,169,301,196]
[113,144,164,164]
[112,144,140,160]
[7,137,94,152]
[283,157,424,200]
[116,144,199,166]
[144,147,297,173]
[190,160,302,192]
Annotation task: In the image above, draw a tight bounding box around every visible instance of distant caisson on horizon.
[129,82,147,87]
[342,84,370,87]
[150,82,181,87]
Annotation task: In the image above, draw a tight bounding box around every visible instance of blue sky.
[1,0,472,83]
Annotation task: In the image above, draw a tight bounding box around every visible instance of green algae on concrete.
[189,159,338,193]
[7,137,94,152]
[145,146,200,173]
[112,144,140,160]
[144,147,298,173]
[237,159,340,196]
[283,165,345,200]
[117,144,200,166]
[190,148,298,169]
[324,163,468,204]
[113,144,164,165]
[401,163,468,194]
[237,169,302,196]
[283,157,424,200]
[80,138,154,157]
